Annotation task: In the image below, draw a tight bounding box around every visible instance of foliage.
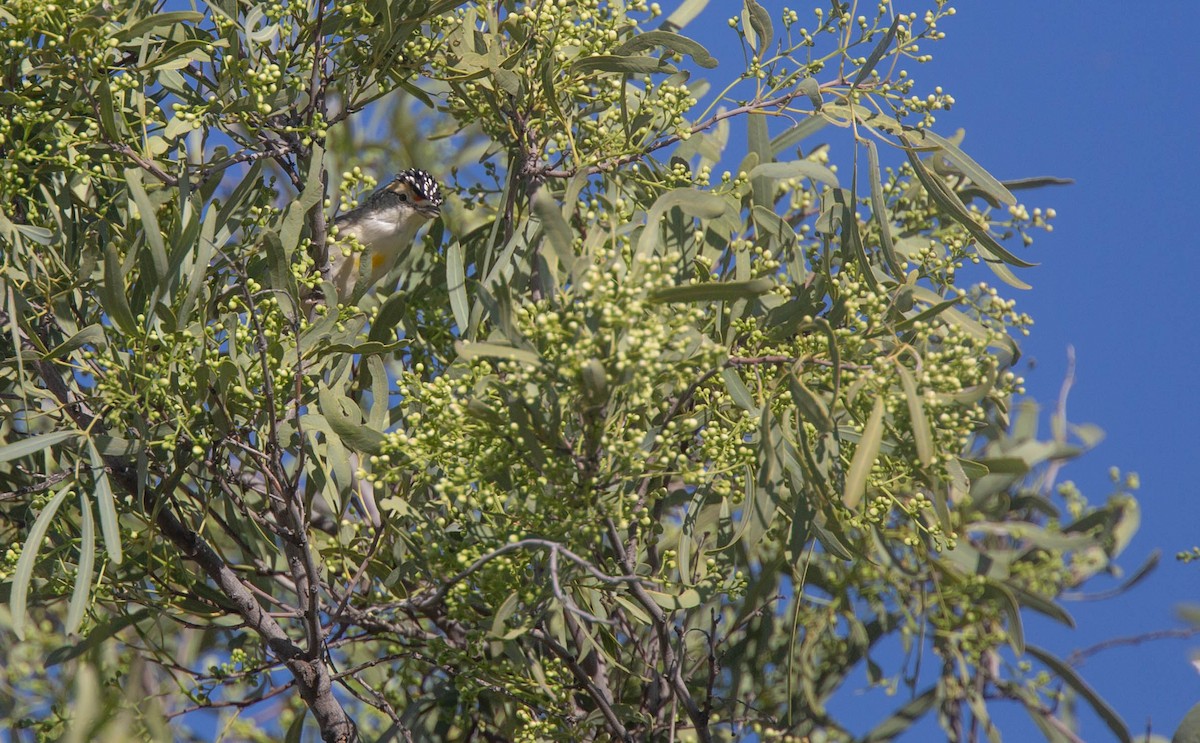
[0,0,1145,740]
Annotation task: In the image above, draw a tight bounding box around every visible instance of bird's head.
[382,168,443,221]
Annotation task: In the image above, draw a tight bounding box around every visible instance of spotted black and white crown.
[392,168,443,208]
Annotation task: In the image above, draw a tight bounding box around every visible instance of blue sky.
[686,1,1200,739]
[928,4,1200,739]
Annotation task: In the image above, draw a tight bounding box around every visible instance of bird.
[324,168,443,301]
[306,169,442,529]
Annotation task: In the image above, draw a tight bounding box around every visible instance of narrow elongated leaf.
[456,341,541,366]
[843,397,885,509]
[87,440,123,564]
[280,144,325,256]
[895,364,932,466]
[987,580,1025,654]
[532,193,579,281]
[178,202,217,327]
[634,189,726,272]
[747,113,772,209]
[742,0,773,56]
[833,187,877,293]
[11,484,72,639]
[1002,175,1075,191]
[661,0,710,31]
[721,368,757,412]
[1004,581,1075,627]
[853,17,900,86]
[47,608,154,667]
[316,385,386,454]
[572,55,673,75]
[864,138,904,276]
[752,205,797,249]
[902,141,1037,278]
[214,160,264,240]
[748,160,839,188]
[788,374,832,432]
[43,325,105,362]
[615,30,717,68]
[649,277,773,303]
[612,594,653,624]
[65,490,96,635]
[0,430,77,463]
[447,241,469,331]
[919,128,1016,207]
[125,169,167,282]
[1027,644,1131,742]
[101,243,138,334]
[796,77,822,109]
[770,114,828,156]
[644,588,701,610]
[862,686,937,742]
[121,10,204,38]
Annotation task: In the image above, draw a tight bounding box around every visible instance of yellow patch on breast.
[371,253,386,271]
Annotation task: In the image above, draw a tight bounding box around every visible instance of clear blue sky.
[931,4,1200,739]
[682,1,1200,739]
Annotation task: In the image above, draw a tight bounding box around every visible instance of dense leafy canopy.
[0,0,1146,740]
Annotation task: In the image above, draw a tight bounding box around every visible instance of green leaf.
[11,484,72,639]
[721,368,758,412]
[643,588,701,610]
[456,341,542,366]
[919,128,1016,207]
[634,189,726,272]
[864,138,904,276]
[902,140,1037,280]
[661,0,710,31]
[649,277,774,304]
[87,440,123,565]
[788,374,832,432]
[612,594,653,624]
[987,580,1025,654]
[843,396,884,509]
[571,55,673,75]
[47,608,154,667]
[65,490,96,636]
[1004,581,1074,627]
[446,241,469,331]
[770,114,828,156]
[742,0,773,56]
[1172,701,1200,743]
[747,160,839,188]
[125,168,167,283]
[861,686,937,742]
[895,364,932,466]
[835,185,878,293]
[43,325,105,362]
[1027,644,1131,743]
[316,384,386,455]
[615,30,717,68]
[0,430,77,463]
[280,145,325,256]
[121,10,204,39]
[956,457,990,479]
[747,114,772,209]
[214,160,264,241]
[100,243,138,334]
[796,77,822,109]
[532,192,579,283]
[853,17,900,87]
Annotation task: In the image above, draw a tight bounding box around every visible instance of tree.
[0,0,1147,740]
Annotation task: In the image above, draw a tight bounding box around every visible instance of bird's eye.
[398,192,409,202]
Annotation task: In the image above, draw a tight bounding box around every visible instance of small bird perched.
[325,168,443,300]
